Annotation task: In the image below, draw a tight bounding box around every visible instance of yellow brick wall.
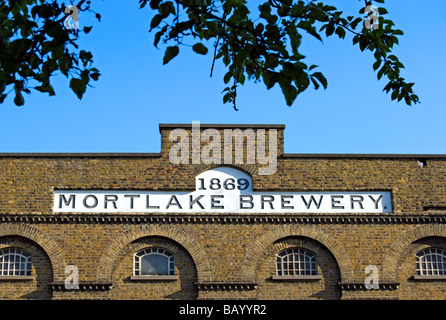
[0,124,445,300]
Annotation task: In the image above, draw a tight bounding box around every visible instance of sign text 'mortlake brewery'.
[54,167,392,213]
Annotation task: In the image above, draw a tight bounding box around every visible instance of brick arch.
[96,224,212,282]
[382,224,446,282]
[192,164,257,177]
[0,223,65,281]
[241,225,354,282]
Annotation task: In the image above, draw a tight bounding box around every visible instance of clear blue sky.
[1,0,445,154]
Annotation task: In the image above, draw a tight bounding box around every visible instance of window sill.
[271,275,322,281]
[130,275,178,281]
[413,275,446,281]
[0,275,34,281]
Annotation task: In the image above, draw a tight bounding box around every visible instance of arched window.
[0,248,32,276]
[134,248,175,276]
[416,248,446,276]
[276,248,317,276]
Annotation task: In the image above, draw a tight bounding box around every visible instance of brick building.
[0,123,445,300]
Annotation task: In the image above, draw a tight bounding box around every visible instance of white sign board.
[54,167,392,213]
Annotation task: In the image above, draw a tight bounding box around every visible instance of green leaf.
[163,46,179,65]
[80,50,93,63]
[296,75,310,94]
[286,24,301,51]
[223,91,232,104]
[206,21,219,36]
[335,27,346,39]
[388,55,398,62]
[373,59,382,71]
[311,72,327,89]
[263,71,279,89]
[159,2,174,17]
[224,71,232,84]
[310,77,319,90]
[59,53,71,76]
[35,84,55,96]
[150,14,163,30]
[150,0,162,10]
[13,92,24,106]
[83,26,93,34]
[238,73,245,85]
[90,72,101,81]
[325,24,335,37]
[297,20,322,42]
[377,66,385,80]
[192,43,208,55]
[350,17,363,30]
[391,88,399,100]
[154,25,168,48]
[36,5,55,19]
[281,84,298,106]
[70,78,87,99]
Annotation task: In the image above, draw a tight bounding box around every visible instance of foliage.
[0,0,100,105]
[0,0,419,109]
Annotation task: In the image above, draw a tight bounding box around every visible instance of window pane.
[276,248,317,276]
[0,249,32,276]
[416,248,446,276]
[141,254,169,275]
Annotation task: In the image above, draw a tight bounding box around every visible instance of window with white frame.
[276,248,317,276]
[134,248,175,276]
[0,248,32,276]
[416,248,446,276]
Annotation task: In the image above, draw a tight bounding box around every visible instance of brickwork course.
[0,123,445,300]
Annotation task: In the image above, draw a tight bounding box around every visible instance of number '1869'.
[197,178,250,191]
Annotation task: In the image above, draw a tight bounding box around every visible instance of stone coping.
[0,153,444,159]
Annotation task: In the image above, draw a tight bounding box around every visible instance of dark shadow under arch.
[96,224,212,283]
[241,225,354,283]
[0,223,65,281]
[382,224,446,282]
